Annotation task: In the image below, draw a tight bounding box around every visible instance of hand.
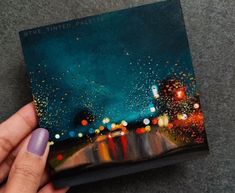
[0,102,69,193]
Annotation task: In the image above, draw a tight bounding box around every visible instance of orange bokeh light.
[99,126,105,131]
[81,119,88,126]
[152,118,158,125]
[135,128,146,134]
[168,123,174,129]
[175,89,186,100]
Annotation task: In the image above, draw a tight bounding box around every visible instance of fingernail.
[27,128,49,156]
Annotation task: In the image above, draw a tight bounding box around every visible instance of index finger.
[0,102,37,164]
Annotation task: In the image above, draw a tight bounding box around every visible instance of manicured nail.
[27,128,49,156]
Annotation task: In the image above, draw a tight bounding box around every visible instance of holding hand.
[0,103,69,193]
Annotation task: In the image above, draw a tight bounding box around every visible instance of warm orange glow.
[175,89,186,100]
[95,135,107,142]
[98,142,111,162]
[120,131,125,136]
[81,119,88,126]
[145,126,151,132]
[111,124,127,132]
[173,112,204,127]
[99,125,105,131]
[136,128,146,134]
[152,118,158,125]
[186,112,204,126]
[168,123,174,129]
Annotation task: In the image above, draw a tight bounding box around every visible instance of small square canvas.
[19,0,209,187]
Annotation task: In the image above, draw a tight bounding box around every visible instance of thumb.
[4,128,49,193]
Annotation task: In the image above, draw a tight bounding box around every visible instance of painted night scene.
[20,0,208,175]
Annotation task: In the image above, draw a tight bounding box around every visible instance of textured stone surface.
[0,0,234,192]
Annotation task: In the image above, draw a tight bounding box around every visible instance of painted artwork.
[20,0,208,176]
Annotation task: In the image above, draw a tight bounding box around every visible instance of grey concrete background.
[0,0,234,192]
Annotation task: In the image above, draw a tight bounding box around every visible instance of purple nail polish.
[27,128,49,156]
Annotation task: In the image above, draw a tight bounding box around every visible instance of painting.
[20,0,208,183]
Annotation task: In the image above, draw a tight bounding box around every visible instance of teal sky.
[20,0,196,141]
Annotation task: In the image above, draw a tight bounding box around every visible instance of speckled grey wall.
[0,0,234,193]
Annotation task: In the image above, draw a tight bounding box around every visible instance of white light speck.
[151,85,160,99]
[55,134,60,139]
[102,117,110,124]
[143,118,150,125]
[150,107,156,112]
[121,120,128,126]
[194,103,200,109]
[182,114,188,120]
[120,131,125,136]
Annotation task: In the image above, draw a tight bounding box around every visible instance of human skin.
[0,102,69,193]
